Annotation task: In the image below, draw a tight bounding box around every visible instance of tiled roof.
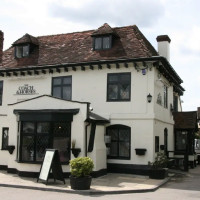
[1,24,158,69]
[173,111,198,129]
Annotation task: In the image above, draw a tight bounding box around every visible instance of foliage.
[70,157,94,177]
[71,140,76,148]
[149,152,168,169]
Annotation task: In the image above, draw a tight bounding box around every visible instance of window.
[2,127,9,150]
[20,121,71,163]
[93,36,112,50]
[164,85,168,108]
[15,45,29,58]
[52,76,72,100]
[155,136,159,152]
[107,73,131,101]
[173,95,178,112]
[0,81,3,106]
[175,131,187,151]
[106,125,130,159]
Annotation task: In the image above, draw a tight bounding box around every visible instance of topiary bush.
[70,157,94,177]
[149,152,168,169]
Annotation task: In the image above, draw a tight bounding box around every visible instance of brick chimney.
[0,30,3,64]
[156,35,171,62]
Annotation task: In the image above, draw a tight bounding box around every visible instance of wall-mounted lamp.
[147,93,152,103]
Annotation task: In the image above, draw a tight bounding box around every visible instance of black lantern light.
[147,93,152,103]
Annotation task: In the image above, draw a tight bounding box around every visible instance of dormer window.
[94,35,112,50]
[15,44,29,58]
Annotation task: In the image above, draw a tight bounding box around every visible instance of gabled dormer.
[91,23,118,50]
[12,34,39,58]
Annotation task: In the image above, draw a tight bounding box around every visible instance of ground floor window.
[20,121,71,163]
[106,125,130,159]
[2,127,9,150]
[175,131,187,151]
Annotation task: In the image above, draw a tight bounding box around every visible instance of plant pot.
[71,148,81,158]
[135,148,146,155]
[149,168,167,179]
[69,175,92,190]
[6,145,15,154]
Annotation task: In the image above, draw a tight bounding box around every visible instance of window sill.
[107,156,130,160]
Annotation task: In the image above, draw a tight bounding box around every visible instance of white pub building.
[0,23,184,177]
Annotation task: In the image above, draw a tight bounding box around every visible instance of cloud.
[48,0,165,28]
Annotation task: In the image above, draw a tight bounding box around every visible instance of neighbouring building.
[0,23,185,177]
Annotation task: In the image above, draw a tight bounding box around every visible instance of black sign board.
[37,149,65,184]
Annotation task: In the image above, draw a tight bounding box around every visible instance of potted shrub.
[149,152,168,179]
[69,157,94,190]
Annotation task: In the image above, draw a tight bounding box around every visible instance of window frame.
[52,76,72,100]
[107,72,131,102]
[93,35,112,50]
[1,127,9,150]
[19,121,71,164]
[15,44,30,58]
[106,124,131,160]
[0,81,3,106]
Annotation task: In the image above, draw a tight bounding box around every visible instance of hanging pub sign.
[15,84,37,95]
[37,149,65,185]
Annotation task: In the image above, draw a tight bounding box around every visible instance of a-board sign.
[37,149,65,184]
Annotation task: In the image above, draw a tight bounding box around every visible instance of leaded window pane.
[95,38,102,49]
[37,122,50,134]
[103,37,110,49]
[119,84,130,99]
[110,142,118,156]
[22,122,34,134]
[53,122,70,136]
[108,84,118,100]
[119,129,129,141]
[21,136,34,161]
[63,86,71,100]
[175,131,187,151]
[53,137,69,162]
[36,136,49,161]
[119,142,129,157]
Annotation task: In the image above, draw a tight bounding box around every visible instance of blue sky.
[0,0,200,111]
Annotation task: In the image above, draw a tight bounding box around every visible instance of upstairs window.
[15,45,29,58]
[52,76,72,100]
[164,85,168,108]
[0,81,3,106]
[107,73,131,101]
[94,36,112,50]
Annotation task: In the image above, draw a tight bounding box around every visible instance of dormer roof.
[91,23,118,37]
[12,33,39,46]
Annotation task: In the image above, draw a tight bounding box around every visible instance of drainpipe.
[85,122,90,157]
[85,102,91,157]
